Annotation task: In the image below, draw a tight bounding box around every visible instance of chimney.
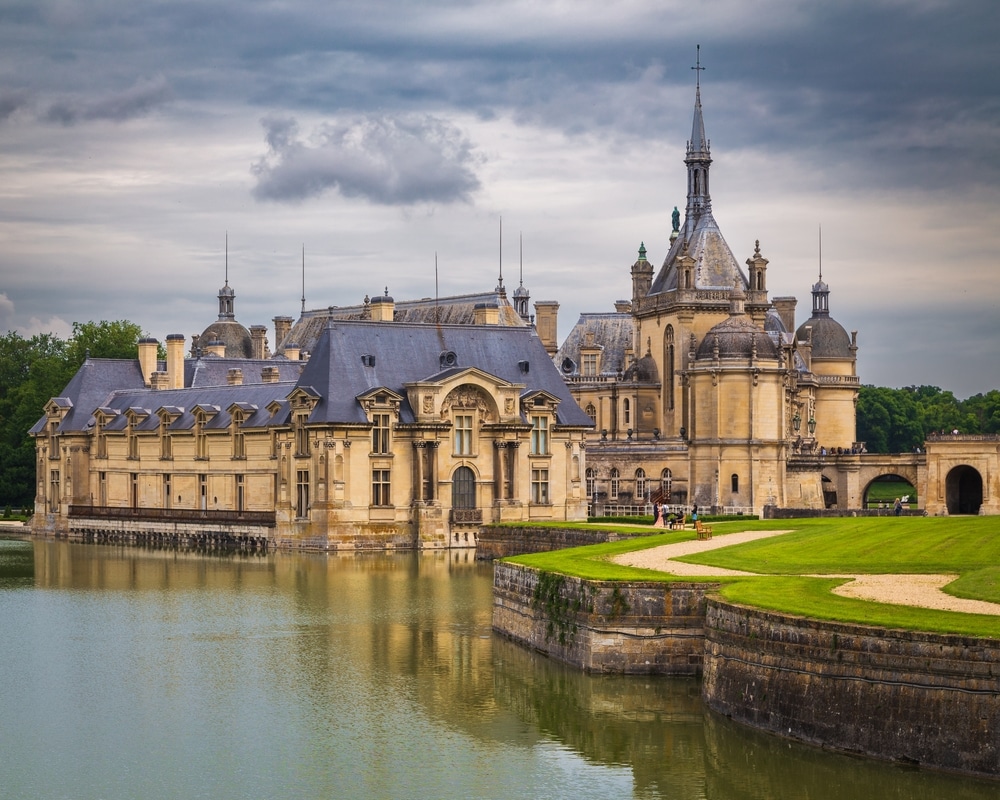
[273,316,293,349]
[533,301,560,355]
[150,371,169,390]
[262,366,280,384]
[370,294,395,322]
[614,300,632,314]
[205,339,226,358]
[250,325,269,359]
[772,297,797,334]
[138,337,158,387]
[473,301,499,325]
[284,341,301,361]
[227,368,243,386]
[166,334,185,390]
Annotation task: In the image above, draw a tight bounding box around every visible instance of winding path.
[612,529,1000,616]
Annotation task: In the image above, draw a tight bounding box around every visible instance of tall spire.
[301,244,306,315]
[684,44,712,226]
[811,225,830,316]
[496,215,506,294]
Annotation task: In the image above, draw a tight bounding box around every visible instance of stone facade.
[30,320,592,550]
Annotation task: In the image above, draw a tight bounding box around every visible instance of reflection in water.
[0,537,995,799]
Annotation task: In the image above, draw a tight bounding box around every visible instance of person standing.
[894,497,903,516]
[653,502,663,528]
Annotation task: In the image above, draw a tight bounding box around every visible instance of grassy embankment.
[504,516,1000,638]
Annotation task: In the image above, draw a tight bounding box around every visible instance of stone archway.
[863,473,918,510]
[946,465,983,515]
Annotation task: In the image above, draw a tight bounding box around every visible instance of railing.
[449,508,483,524]
[721,506,754,516]
[68,505,276,527]
[816,375,861,385]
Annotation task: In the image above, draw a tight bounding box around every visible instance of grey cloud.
[251,114,481,205]
[0,89,30,122]
[43,76,173,125]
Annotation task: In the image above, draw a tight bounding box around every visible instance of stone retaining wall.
[492,561,715,675]
[477,524,638,560]
[703,600,1000,778]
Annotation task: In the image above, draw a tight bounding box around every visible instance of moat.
[0,536,995,799]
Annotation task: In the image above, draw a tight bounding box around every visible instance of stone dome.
[199,320,253,359]
[624,353,659,382]
[696,315,779,361]
[796,315,852,359]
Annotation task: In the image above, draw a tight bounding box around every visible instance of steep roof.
[298,320,593,427]
[554,312,635,379]
[649,210,747,295]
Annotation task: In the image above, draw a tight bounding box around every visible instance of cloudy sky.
[1,0,997,397]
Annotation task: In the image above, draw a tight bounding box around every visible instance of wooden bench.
[695,519,713,540]
[668,515,686,530]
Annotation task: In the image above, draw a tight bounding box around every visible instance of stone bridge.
[811,435,999,515]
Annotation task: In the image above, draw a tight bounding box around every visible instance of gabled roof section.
[297,320,592,427]
[554,312,635,378]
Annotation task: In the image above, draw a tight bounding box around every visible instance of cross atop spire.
[692,43,705,90]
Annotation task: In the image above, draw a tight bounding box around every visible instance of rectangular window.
[161,429,172,460]
[199,474,207,510]
[196,420,208,460]
[372,468,391,507]
[49,469,60,512]
[232,413,245,459]
[530,416,549,455]
[236,474,244,513]
[163,474,171,509]
[96,425,107,459]
[530,468,549,505]
[131,473,139,508]
[372,413,390,454]
[99,471,107,507]
[582,353,598,376]
[296,470,310,517]
[454,415,473,455]
[295,417,311,457]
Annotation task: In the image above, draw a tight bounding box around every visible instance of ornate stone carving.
[441,385,495,422]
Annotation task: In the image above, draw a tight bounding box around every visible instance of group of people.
[652,504,698,529]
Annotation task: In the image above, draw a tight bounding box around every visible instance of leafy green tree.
[0,321,149,508]
[856,385,923,453]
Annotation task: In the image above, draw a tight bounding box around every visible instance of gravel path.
[613,529,1000,616]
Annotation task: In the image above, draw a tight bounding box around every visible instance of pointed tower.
[684,45,712,232]
[630,242,653,308]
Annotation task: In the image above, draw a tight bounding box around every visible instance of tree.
[0,321,149,507]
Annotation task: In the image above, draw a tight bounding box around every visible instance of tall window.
[232,411,245,459]
[195,417,208,460]
[49,469,60,512]
[452,466,476,509]
[623,399,631,426]
[199,474,207,510]
[372,412,390,454]
[530,415,549,455]
[236,474,244,512]
[610,468,620,500]
[372,468,391,506]
[661,468,673,501]
[128,420,139,460]
[454,414,473,455]
[665,326,675,411]
[130,473,139,508]
[99,471,107,506]
[530,467,549,505]
[585,468,596,498]
[731,473,739,494]
[160,423,172,459]
[635,468,647,499]
[296,469,310,517]
[295,414,310,457]
[582,353,598,376]
[96,420,107,459]
[163,474,171,509]
[585,403,597,424]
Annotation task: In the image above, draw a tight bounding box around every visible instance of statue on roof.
[672,206,680,233]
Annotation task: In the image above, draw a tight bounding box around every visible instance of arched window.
[623,398,631,426]
[635,468,647,499]
[610,468,620,501]
[585,468,596,498]
[661,468,672,500]
[585,403,597,424]
[452,466,476,509]
[731,473,739,494]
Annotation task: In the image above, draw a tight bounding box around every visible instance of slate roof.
[278,291,527,354]
[33,320,591,436]
[649,210,748,295]
[554,312,635,379]
[298,320,593,427]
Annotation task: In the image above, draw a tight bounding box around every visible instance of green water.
[0,536,994,799]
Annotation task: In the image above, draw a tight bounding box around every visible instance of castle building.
[555,75,860,515]
[30,289,591,549]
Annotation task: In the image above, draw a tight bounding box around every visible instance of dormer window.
[232,410,246,459]
[372,412,390,454]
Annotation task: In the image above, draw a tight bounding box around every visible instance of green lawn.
[505,517,1000,638]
